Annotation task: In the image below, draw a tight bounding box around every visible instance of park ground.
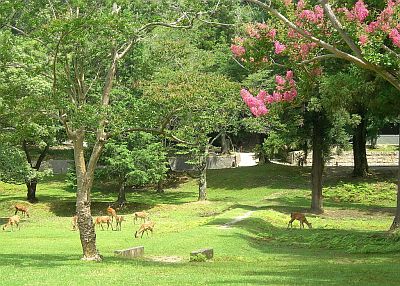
[1,164,400,286]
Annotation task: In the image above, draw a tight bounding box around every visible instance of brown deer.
[14,204,30,218]
[2,215,21,231]
[72,215,78,231]
[287,212,312,229]
[107,206,117,222]
[133,211,149,224]
[134,221,155,238]
[115,215,124,231]
[95,216,113,231]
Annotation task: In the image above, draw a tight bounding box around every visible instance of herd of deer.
[2,205,312,233]
[71,206,156,238]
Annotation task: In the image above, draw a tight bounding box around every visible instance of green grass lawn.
[1,164,400,286]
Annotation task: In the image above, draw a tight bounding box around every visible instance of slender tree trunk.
[353,111,369,177]
[311,114,324,214]
[26,179,38,203]
[117,181,127,205]
[198,147,208,201]
[220,132,230,154]
[73,131,102,261]
[156,180,164,193]
[22,141,49,202]
[389,125,400,231]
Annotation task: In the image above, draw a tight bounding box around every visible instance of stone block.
[190,248,213,261]
[114,246,144,258]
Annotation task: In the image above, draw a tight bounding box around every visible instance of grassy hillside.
[0,164,399,285]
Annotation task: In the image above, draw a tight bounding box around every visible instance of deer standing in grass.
[287,212,312,229]
[2,215,20,231]
[135,221,155,238]
[72,215,78,231]
[115,215,124,231]
[95,216,113,231]
[133,211,149,224]
[14,204,30,218]
[107,206,117,223]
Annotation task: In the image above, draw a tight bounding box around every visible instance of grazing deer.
[133,211,149,224]
[115,215,124,231]
[107,206,117,222]
[72,215,78,231]
[95,216,113,231]
[14,204,30,218]
[2,215,20,231]
[135,221,155,238]
[287,212,312,229]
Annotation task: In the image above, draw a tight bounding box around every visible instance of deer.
[115,215,124,231]
[107,206,117,223]
[94,216,114,231]
[133,211,149,224]
[72,215,78,231]
[2,215,20,231]
[134,221,155,238]
[287,212,312,229]
[14,204,30,218]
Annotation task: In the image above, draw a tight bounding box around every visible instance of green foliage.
[99,132,168,188]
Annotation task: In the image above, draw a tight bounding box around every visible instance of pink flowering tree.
[237,0,400,229]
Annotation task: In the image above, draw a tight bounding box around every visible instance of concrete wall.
[169,153,240,171]
[287,151,399,166]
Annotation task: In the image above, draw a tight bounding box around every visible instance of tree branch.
[242,0,370,70]
[298,54,338,65]
[22,140,33,167]
[320,0,364,60]
[34,144,49,170]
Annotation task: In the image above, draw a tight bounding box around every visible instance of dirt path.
[219,211,255,229]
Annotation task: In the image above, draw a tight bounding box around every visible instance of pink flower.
[268,29,277,39]
[353,0,369,22]
[246,24,260,38]
[297,0,305,10]
[365,21,378,33]
[273,91,282,102]
[256,23,268,30]
[275,75,286,85]
[266,95,274,104]
[314,5,324,22]
[230,45,246,57]
[274,41,286,54]
[286,70,294,80]
[256,90,267,101]
[389,29,400,48]
[283,0,292,6]
[287,29,296,38]
[359,34,368,46]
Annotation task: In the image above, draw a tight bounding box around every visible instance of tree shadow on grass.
[266,195,396,217]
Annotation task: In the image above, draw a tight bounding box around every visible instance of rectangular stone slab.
[114,246,144,258]
[190,248,213,260]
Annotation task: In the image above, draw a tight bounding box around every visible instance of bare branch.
[298,54,338,65]
[320,0,364,60]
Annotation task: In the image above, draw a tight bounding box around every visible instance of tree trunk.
[220,132,230,154]
[353,112,369,177]
[73,131,102,261]
[311,114,324,214]
[117,182,127,205]
[389,125,400,231]
[22,141,49,203]
[198,147,208,201]
[26,179,38,203]
[156,180,164,194]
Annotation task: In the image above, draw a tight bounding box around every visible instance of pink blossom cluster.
[338,0,369,22]
[230,44,246,57]
[240,71,297,117]
[298,5,324,24]
[339,0,400,49]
